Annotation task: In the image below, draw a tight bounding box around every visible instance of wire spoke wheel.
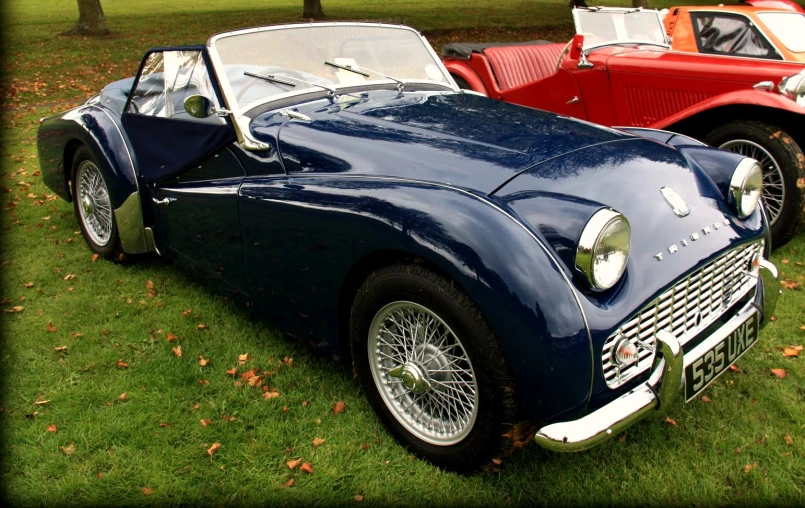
[368,301,478,446]
[76,160,113,247]
[719,139,785,226]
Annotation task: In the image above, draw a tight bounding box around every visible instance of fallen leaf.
[226,368,238,377]
[728,364,742,373]
[735,447,742,454]
[207,442,221,456]
[354,495,364,502]
[91,253,99,262]
[182,308,192,317]
[312,437,326,447]
[771,368,787,379]
[46,424,57,433]
[159,422,170,428]
[284,479,295,487]
[166,332,178,342]
[238,353,250,365]
[491,458,502,465]
[191,404,200,411]
[60,443,75,455]
[33,400,51,406]
[241,369,258,380]
[665,416,677,426]
[116,360,128,369]
[784,435,794,446]
[263,390,280,400]
[247,375,262,388]
[52,345,67,352]
[302,400,309,407]
[171,346,182,357]
[47,322,57,333]
[197,323,207,330]
[783,346,801,357]
[24,411,39,419]
[282,357,294,367]
[701,396,711,403]
[198,356,210,367]
[5,306,24,313]
[196,379,209,385]
[24,281,34,288]
[782,259,790,264]
[744,463,757,473]
[118,392,127,401]
[287,458,302,470]
[141,487,152,496]
[300,462,313,474]
[200,419,211,427]
[333,401,347,416]
[781,279,800,290]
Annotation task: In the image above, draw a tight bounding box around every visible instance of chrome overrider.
[535,258,780,452]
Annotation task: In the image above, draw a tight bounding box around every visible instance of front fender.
[649,89,805,130]
[239,176,592,421]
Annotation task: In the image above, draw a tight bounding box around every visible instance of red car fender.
[443,57,497,97]
[649,88,804,130]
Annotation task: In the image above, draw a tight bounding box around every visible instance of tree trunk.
[63,0,109,36]
[303,0,325,19]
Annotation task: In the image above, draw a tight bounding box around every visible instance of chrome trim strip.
[113,191,148,254]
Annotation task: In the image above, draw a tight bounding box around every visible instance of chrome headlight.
[576,209,631,291]
[778,71,805,106]
[730,158,763,218]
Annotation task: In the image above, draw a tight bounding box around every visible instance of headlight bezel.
[729,158,763,219]
[575,208,631,291]
[778,71,805,107]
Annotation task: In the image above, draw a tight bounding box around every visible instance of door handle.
[566,96,580,105]
[152,196,176,206]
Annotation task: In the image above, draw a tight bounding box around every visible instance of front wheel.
[705,121,804,248]
[71,146,122,258]
[350,264,519,472]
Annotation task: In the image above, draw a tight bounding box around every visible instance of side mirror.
[184,94,215,119]
[569,34,585,61]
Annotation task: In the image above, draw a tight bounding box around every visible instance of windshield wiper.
[324,60,406,92]
[244,71,337,97]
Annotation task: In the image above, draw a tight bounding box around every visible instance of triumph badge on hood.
[660,187,690,218]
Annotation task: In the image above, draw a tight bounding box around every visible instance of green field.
[1,0,804,505]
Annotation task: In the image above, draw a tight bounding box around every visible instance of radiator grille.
[603,242,761,388]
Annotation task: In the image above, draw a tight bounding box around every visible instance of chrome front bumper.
[535,258,780,452]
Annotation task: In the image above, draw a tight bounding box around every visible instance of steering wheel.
[555,39,574,71]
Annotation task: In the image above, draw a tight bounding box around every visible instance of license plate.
[684,311,759,401]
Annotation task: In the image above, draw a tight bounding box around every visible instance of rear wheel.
[350,264,518,472]
[705,121,804,248]
[71,146,122,258]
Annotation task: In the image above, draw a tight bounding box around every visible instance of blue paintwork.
[37,76,768,423]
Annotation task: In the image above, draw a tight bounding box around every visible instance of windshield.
[211,24,451,110]
[574,9,668,49]
[757,12,805,52]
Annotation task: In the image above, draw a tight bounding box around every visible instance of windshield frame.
[571,7,672,52]
[205,22,458,147]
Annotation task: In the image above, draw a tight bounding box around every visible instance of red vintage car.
[442,7,805,247]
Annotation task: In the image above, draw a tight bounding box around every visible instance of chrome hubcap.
[76,160,113,246]
[719,139,785,226]
[368,301,478,446]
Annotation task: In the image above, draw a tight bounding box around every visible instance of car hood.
[251,90,631,194]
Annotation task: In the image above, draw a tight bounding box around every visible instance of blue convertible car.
[37,22,780,471]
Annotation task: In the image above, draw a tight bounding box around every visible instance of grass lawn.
[1,0,804,505]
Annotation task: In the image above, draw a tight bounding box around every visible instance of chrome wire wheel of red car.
[368,301,479,446]
[350,264,518,472]
[719,139,785,225]
[705,121,804,248]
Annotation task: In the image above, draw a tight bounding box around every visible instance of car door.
[121,48,249,294]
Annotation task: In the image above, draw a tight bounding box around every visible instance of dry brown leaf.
[781,279,800,290]
[783,346,800,357]
[61,443,75,455]
[735,447,742,454]
[23,281,34,288]
[241,369,257,380]
[47,322,57,333]
[207,442,221,456]
[198,356,210,367]
[284,479,295,488]
[665,416,678,426]
[238,353,250,365]
[282,357,294,367]
[159,422,170,428]
[312,437,326,447]
[263,390,280,400]
[171,346,182,358]
[794,345,804,351]
[5,306,24,313]
[46,424,57,433]
[286,458,302,470]
[118,392,128,401]
[782,259,790,264]
[33,400,51,406]
[52,345,68,352]
[166,332,178,342]
[191,404,200,411]
[200,419,211,427]
[300,462,313,474]
[63,274,75,281]
[226,367,237,376]
[744,463,757,473]
[197,323,208,330]
[116,360,128,369]
[701,396,711,403]
[141,487,152,496]
[247,375,262,388]
[182,308,193,317]
[491,458,502,465]
[333,400,347,416]
[728,364,742,373]
[771,368,787,379]
[302,400,309,407]
[784,435,794,446]
[197,379,210,385]
[91,253,99,262]
[354,495,364,502]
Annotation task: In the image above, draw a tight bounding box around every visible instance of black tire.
[71,146,122,259]
[704,120,804,248]
[350,264,519,472]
